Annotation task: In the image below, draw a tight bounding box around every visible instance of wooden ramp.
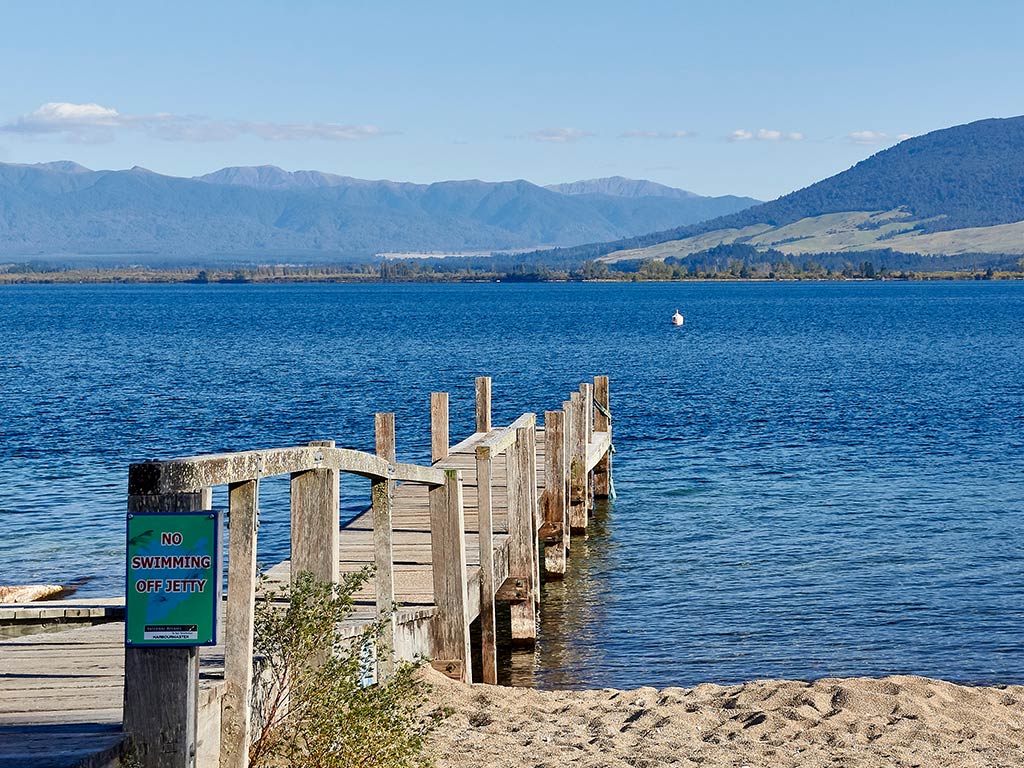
[0,376,613,768]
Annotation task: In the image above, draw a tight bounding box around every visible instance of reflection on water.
[509,500,615,688]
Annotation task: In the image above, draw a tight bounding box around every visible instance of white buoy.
[671,309,685,326]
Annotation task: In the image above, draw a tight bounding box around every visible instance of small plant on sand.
[249,568,437,768]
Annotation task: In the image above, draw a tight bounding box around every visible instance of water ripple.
[0,281,1022,688]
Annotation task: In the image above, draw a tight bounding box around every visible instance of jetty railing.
[126,444,450,768]
[121,375,613,768]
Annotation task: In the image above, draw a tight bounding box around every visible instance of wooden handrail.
[392,461,446,486]
[128,445,445,494]
[475,412,536,459]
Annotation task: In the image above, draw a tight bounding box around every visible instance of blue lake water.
[1,281,1022,688]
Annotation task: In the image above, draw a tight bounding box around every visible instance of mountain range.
[539,116,1024,266]
[543,177,702,199]
[5,115,1022,269]
[0,163,758,264]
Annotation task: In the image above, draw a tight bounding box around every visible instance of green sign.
[126,511,222,647]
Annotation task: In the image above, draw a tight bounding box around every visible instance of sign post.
[126,511,222,647]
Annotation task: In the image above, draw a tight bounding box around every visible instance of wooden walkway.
[0,623,226,768]
[0,376,613,768]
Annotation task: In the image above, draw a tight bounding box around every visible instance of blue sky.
[1,0,1021,199]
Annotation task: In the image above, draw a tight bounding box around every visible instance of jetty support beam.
[593,376,612,498]
[374,413,397,680]
[476,450,498,684]
[431,392,449,463]
[525,424,541,605]
[290,440,340,585]
[567,392,588,532]
[220,479,259,768]
[475,376,492,433]
[579,382,594,514]
[429,469,472,681]
[543,410,568,576]
[507,428,538,644]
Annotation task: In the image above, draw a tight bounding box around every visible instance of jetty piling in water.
[0,375,613,768]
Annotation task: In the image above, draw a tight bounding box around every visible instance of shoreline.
[2,270,1023,285]
[7,609,1023,766]
[423,666,1024,767]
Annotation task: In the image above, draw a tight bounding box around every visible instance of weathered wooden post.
[430,392,449,463]
[562,398,574,534]
[428,469,472,681]
[506,428,537,644]
[289,440,339,585]
[475,442,498,684]
[579,383,594,514]
[542,410,568,575]
[525,424,541,606]
[593,376,612,498]
[581,383,594,441]
[475,376,492,433]
[374,413,397,679]
[220,479,259,768]
[568,392,588,532]
[124,473,211,768]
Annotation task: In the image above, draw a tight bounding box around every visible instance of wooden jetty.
[0,376,613,768]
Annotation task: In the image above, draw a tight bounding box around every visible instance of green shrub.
[249,568,437,768]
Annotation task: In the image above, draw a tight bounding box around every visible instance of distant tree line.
[5,249,1024,284]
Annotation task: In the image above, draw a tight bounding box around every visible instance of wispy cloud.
[0,102,387,143]
[619,129,693,140]
[758,129,804,141]
[528,127,592,143]
[233,122,382,142]
[5,102,123,132]
[730,128,804,142]
[1,102,131,143]
[847,130,891,145]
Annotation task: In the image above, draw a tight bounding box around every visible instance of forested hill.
[533,115,1024,263]
[0,163,757,264]
[545,176,699,199]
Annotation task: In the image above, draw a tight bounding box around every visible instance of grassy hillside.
[532,115,1024,265]
[602,210,1024,262]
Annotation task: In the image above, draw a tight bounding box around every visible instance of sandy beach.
[424,668,1024,767]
